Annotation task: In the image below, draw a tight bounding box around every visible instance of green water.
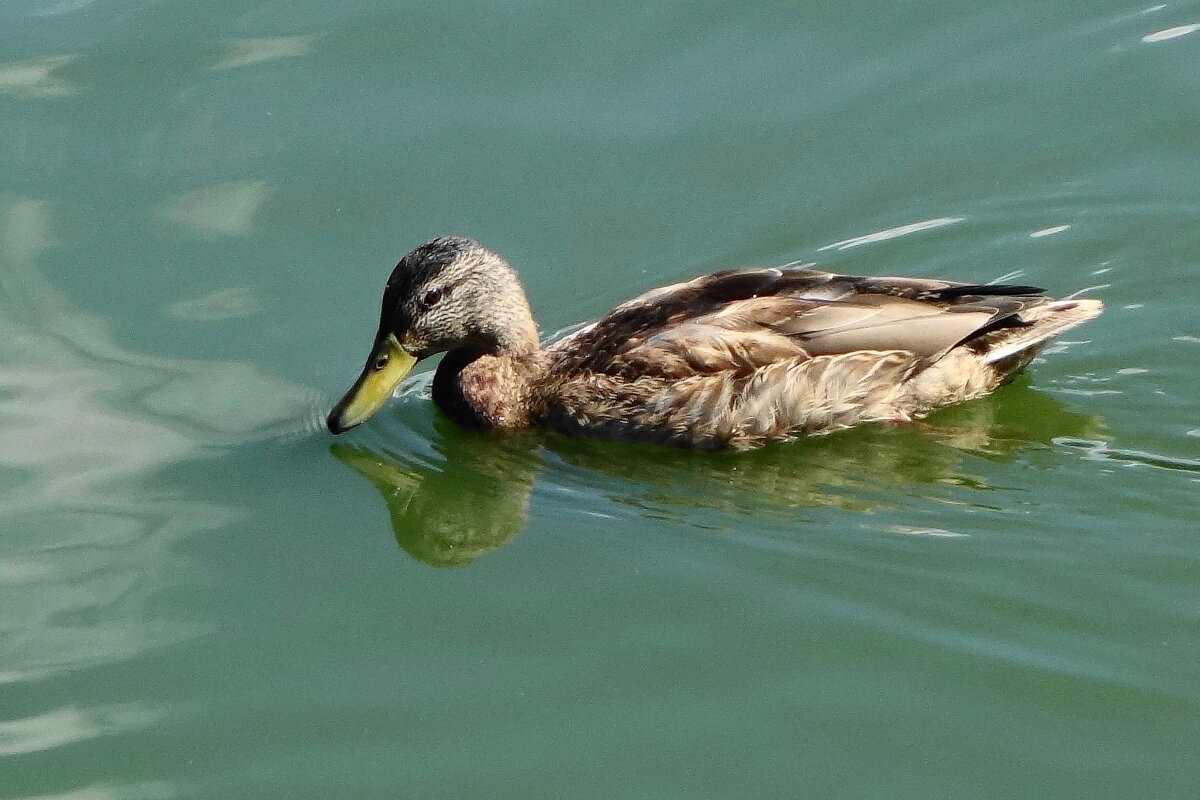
[2,1,1199,797]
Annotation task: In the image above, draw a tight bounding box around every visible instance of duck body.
[329,237,1102,450]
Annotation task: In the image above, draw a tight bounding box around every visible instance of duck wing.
[549,266,1047,378]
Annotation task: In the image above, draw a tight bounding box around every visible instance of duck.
[327,236,1103,450]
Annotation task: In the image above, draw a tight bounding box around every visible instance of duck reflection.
[332,380,1103,567]
[331,428,541,567]
[549,380,1105,517]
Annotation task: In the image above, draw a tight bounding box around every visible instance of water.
[2,1,1198,797]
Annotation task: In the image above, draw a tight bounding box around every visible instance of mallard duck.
[328,236,1102,450]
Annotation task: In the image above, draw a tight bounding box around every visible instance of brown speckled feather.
[534,266,1101,449]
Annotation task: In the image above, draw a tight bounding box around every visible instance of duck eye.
[373,353,389,371]
[421,287,443,307]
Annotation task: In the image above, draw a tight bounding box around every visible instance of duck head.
[326,235,536,434]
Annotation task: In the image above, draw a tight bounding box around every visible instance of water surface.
[2,1,1198,798]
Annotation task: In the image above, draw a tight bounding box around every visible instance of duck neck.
[431,336,546,430]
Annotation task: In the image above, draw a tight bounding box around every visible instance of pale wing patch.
[626,325,806,376]
[785,296,994,359]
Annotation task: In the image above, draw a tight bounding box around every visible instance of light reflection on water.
[0,54,81,99]
[156,180,275,239]
[0,194,311,774]
[210,35,317,72]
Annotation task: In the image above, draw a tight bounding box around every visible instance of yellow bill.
[327,334,418,434]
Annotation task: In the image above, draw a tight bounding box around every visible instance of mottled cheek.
[395,330,426,353]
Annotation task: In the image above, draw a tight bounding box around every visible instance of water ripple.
[1054,437,1200,473]
[817,216,965,252]
[0,194,309,683]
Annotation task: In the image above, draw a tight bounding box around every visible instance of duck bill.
[327,335,418,434]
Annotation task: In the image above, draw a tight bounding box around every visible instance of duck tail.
[981,298,1104,372]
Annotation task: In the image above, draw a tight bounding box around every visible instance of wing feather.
[548,265,1049,380]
